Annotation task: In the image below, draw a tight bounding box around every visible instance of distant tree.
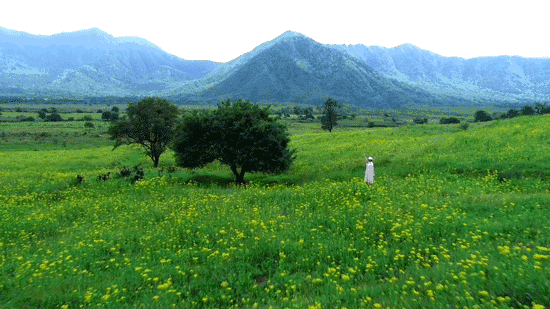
[474,110,492,122]
[108,97,179,167]
[440,117,460,124]
[97,109,103,113]
[102,111,119,121]
[46,113,63,122]
[533,102,550,115]
[37,110,47,119]
[293,106,303,116]
[320,97,340,132]
[76,109,84,113]
[15,107,23,112]
[281,107,292,118]
[506,109,520,118]
[83,115,93,121]
[84,121,95,128]
[111,106,120,113]
[172,99,296,185]
[521,105,535,116]
[303,107,315,120]
[413,117,428,124]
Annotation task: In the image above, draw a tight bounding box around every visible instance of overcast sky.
[3,0,549,62]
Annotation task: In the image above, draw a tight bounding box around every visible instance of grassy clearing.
[0,114,549,308]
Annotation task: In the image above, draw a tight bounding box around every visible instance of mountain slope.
[0,27,220,96]
[188,32,468,109]
[332,43,550,101]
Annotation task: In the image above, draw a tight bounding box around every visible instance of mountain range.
[1,27,549,109]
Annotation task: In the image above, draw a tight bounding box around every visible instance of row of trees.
[108,98,296,184]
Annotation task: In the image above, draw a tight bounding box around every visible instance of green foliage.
[101,110,119,121]
[1,112,550,308]
[37,110,47,119]
[439,117,460,124]
[413,117,428,124]
[172,99,296,184]
[459,122,469,131]
[534,102,550,115]
[111,106,119,113]
[320,97,340,132]
[45,113,63,122]
[84,121,94,128]
[521,105,535,116]
[108,97,179,167]
[474,110,492,122]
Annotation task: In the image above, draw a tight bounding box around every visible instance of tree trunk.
[152,154,160,168]
[230,165,246,185]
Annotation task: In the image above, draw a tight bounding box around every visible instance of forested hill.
[170,32,472,109]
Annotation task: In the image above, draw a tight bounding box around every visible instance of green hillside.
[1,115,549,308]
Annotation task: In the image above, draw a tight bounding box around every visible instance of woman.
[364,155,374,185]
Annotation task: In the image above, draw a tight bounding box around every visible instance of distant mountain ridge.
[1,27,548,109]
[0,27,221,96]
[331,43,550,101]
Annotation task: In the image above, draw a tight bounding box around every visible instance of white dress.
[365,162,374,184]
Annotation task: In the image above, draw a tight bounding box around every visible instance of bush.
[96,172,111,181]
[131,165,145,184]
[118,166,132,178]
[474,110,492,122]
[84,122,94,128]
[68,117,75,121]
[46,113,63,122]
[439,117,460,124]
[413,117,428,124]
[459,122,469,131]
[83,115,93,121]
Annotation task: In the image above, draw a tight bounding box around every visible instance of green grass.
[0,113,549,308]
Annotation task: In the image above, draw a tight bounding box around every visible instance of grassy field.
[0,111,549,308]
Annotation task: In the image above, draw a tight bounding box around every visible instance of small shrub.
[413,117,428,124]
[74,174,85,185]
[118,166,132,178]
[459,122,469,131]
[440,117,460,124]
[84,122,94,128]
[83,115,93,121]
[46,113,63,122]
[474,110,492,122]
[96,172,111,181]
[131,165,144,184]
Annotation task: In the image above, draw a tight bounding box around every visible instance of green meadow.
[0,112,549,308]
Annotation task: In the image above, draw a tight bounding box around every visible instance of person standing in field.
[364,155,374,185]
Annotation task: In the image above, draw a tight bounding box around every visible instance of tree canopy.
[108,97,179,167]
[320,97,341,132]
[171,99,296,185]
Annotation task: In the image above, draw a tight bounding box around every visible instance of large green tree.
[172,99,296,185]
[108,97,179,167]
[320,97,340,132]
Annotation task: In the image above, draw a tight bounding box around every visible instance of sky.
[3,0,549,62]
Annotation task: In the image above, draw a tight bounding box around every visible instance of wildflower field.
[1,114,549,308]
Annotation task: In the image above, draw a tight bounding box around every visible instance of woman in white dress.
[364,156,374,185]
